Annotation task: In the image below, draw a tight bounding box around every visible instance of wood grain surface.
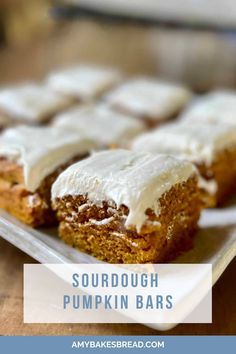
[0,237,235,335]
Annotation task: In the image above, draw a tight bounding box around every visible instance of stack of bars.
[0,64,236,263]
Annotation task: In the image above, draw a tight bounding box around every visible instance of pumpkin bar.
[52,149,203,264]
[132,121,236,206]
[53,103,145,148]
[180,90,236,125]
[47,65,121,101]
[105,77,192,127]
[0,125,96,227]
[0,82,73,125]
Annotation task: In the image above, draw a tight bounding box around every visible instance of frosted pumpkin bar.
[53,103,145,148]
[47,65,121,101]
[132,122,236,206]
[180,90,236,125]
[0,83,72,125]
[105,78,192,126]
[0,125,96,227]
[52,149,203,264]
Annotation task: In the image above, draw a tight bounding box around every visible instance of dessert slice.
[0,82,73,125]
[180,90,236,125]
[52,149,203,264]
[132,121,236,206]
[105,77,192,127]
[0,125,96,227]
[53,103,145,148]
[46,65,121,101]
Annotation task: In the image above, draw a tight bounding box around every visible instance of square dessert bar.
[52,149,203,264]
[47,65,121,101]
[105,78,192,127]
[132,121,236,206]
[53,103,145,148]
[0,83,72,125]
[0,125,96,227]
[180,90,236,125]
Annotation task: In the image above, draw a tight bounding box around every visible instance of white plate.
[0,205,236,330]
[64,0,236,28]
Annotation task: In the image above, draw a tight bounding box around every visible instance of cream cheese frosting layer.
[0,83,72,123]
[52,149,196,231]
[105,78,192,120]
[53,103,145,146]
[180,90,236,125]
[47,65,121,100]
[132,121,236,166]
[0,125,96,192]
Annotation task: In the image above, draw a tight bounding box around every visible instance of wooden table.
[0,237,235,335]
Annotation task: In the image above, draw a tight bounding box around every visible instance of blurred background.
[1,0,236,91]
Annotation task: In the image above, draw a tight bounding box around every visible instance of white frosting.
[53,103,145,146]
[0,82,72,123]
[105,78,192,121]
[52,149,196,232]
[0,125,96,192]
[132,121,236,166]
[181,90,236,125]
[47,65,121,100]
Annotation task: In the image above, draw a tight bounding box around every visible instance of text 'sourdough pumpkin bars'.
[52,149,204,264]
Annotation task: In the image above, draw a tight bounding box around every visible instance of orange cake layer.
[0,156,85,227]
[196,146,236,205]
[52,150,203,264]
[54,176,202,263]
